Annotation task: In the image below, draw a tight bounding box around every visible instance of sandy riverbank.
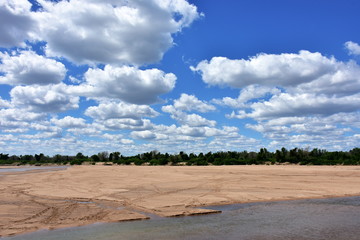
[1,165,359,237]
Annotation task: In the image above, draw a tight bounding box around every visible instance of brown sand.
[1,165,359,237]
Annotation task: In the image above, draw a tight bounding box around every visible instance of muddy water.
[5,196,360,240]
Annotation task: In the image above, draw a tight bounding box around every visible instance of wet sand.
[1,165,359,237]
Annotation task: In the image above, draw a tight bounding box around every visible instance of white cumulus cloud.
[195,50,360,132]
[345,41,360,56]
[85,101,159,120]
[213,85,281,108]
[71,65,176,104]
[34,0,200,65]
[131,130,157,140]
[0,108,45,122]
[295,60,360,96]
[0,51,66,85]
[51,116,87,128]
[162,105,216,127]
[162,94,217,127]
[0,108,45,132]
[173,93,216,112]
[0,97,11,109]
[0,0,37,47]
[10,84,79,112]
[230,93,360,120]
[100,118,153,131]
[192,51,338,88]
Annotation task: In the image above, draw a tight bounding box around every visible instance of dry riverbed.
[0,165,359,237]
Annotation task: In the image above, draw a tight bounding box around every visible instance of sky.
[1,0,360,156]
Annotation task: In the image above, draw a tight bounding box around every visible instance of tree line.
[0,147,359,166]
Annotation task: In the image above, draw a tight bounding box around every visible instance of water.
[5,196,360,240]
[0,166,68,174]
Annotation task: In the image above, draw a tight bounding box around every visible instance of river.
[0,166,68,174]
[4,196,360,240]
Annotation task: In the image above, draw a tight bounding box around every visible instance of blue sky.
[1,0,360,156]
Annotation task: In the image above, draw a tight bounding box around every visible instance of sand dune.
[1,165,359,237]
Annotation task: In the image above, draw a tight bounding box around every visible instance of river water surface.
[0,166,68,174]
[5,196,360,240]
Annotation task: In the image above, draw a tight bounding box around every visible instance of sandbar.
[0,165,359,237]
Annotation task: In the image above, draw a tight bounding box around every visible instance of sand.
[1,165,359,237]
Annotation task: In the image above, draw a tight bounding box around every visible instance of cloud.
[162,94,217,127]
[181,114,216,127]
[345,41,360,56]
[245,113,358,151]
[131,130,157,140]
[176,125,207,137]
[213,85,281,108]
[0,0,37,47]
[10,84,79,112]
[67,126,102,136]
[0,51,66,85]
[194,50,360,137]
[251,113,360,135]
[0,97,11,109]
[34,0,200,65]
[20,129,63,139]
[326,112,360,129]
[173,93,216,112]
[102,133,134,144]
[130,127,260,155]
[100,118,153,131]
[51,116,87,128]
[191,51,338,88]
[147,124,240,140]
[0,108,45,122]
[230,92,360,120]
[85,101,159,120]
[0,108,45,132]
[162,105,216,127]
[247,118,347,137]
[71,65,176,104]
[295,60,360,96]
[0,119,29,132]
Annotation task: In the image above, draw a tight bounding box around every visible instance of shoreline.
[1,165,359,237]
